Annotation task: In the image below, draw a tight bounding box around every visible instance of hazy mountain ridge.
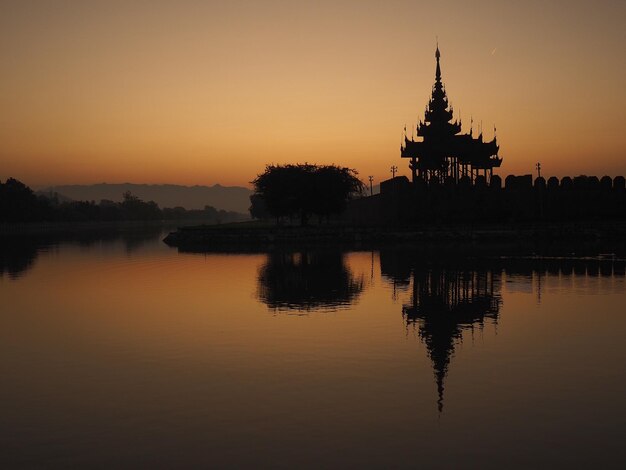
[41,183,253,213]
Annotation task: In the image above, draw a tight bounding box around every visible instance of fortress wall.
[348,175,626,224]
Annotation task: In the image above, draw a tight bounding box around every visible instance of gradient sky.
[1,0,624,188]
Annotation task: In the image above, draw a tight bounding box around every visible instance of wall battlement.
[347,175,626,224]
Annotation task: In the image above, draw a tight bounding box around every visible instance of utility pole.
[390,165,398,179]
[536,162,541,178]
[368,176,374,196]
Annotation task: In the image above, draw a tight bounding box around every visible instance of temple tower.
[401,47,502,184]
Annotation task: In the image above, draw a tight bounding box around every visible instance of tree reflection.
[257,251,364,312]
[0,226,165,279]
[0,242,40,280]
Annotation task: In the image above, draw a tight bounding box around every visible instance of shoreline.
[0,219,232,236]
[163,220,626,252]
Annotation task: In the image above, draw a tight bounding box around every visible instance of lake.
[1,228,625,469]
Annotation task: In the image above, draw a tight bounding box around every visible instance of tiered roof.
[401,46,502,176]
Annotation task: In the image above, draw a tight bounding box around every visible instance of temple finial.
[435,42,441,82]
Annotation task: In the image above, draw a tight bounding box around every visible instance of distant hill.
[41,183,253,213]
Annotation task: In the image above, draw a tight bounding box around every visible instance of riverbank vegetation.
[0,178,246,224]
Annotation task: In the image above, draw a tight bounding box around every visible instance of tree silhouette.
[248,193,270,220]
[251,164,363,224]
[120,191,161,220]
[0,178,50,222]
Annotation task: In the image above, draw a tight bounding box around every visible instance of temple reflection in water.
[381,250,501,412]
[380,249,626,412]
[403,266,501,413]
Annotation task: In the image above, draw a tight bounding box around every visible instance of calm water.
[1,229,625,469]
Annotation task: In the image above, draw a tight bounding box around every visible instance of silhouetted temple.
[401,46,502,184]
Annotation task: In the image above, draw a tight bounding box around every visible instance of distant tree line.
[250,164,364,224]
[0,178,246,223]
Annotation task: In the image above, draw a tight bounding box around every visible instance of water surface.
[1,230,625,468]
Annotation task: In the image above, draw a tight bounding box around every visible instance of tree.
[120,191,162,220]
[249,193,270,220]
[0,178,51,222]
[251,164,364,225]
[314,165,364,219]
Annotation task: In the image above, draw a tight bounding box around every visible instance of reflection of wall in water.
[504,257,626,300]
[257,251,364,312]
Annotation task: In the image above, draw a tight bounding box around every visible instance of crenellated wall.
[346,175,626,224]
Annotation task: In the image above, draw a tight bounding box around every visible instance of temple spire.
[435,44,441,82]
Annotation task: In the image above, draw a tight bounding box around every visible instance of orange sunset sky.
[1,0,624,188]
